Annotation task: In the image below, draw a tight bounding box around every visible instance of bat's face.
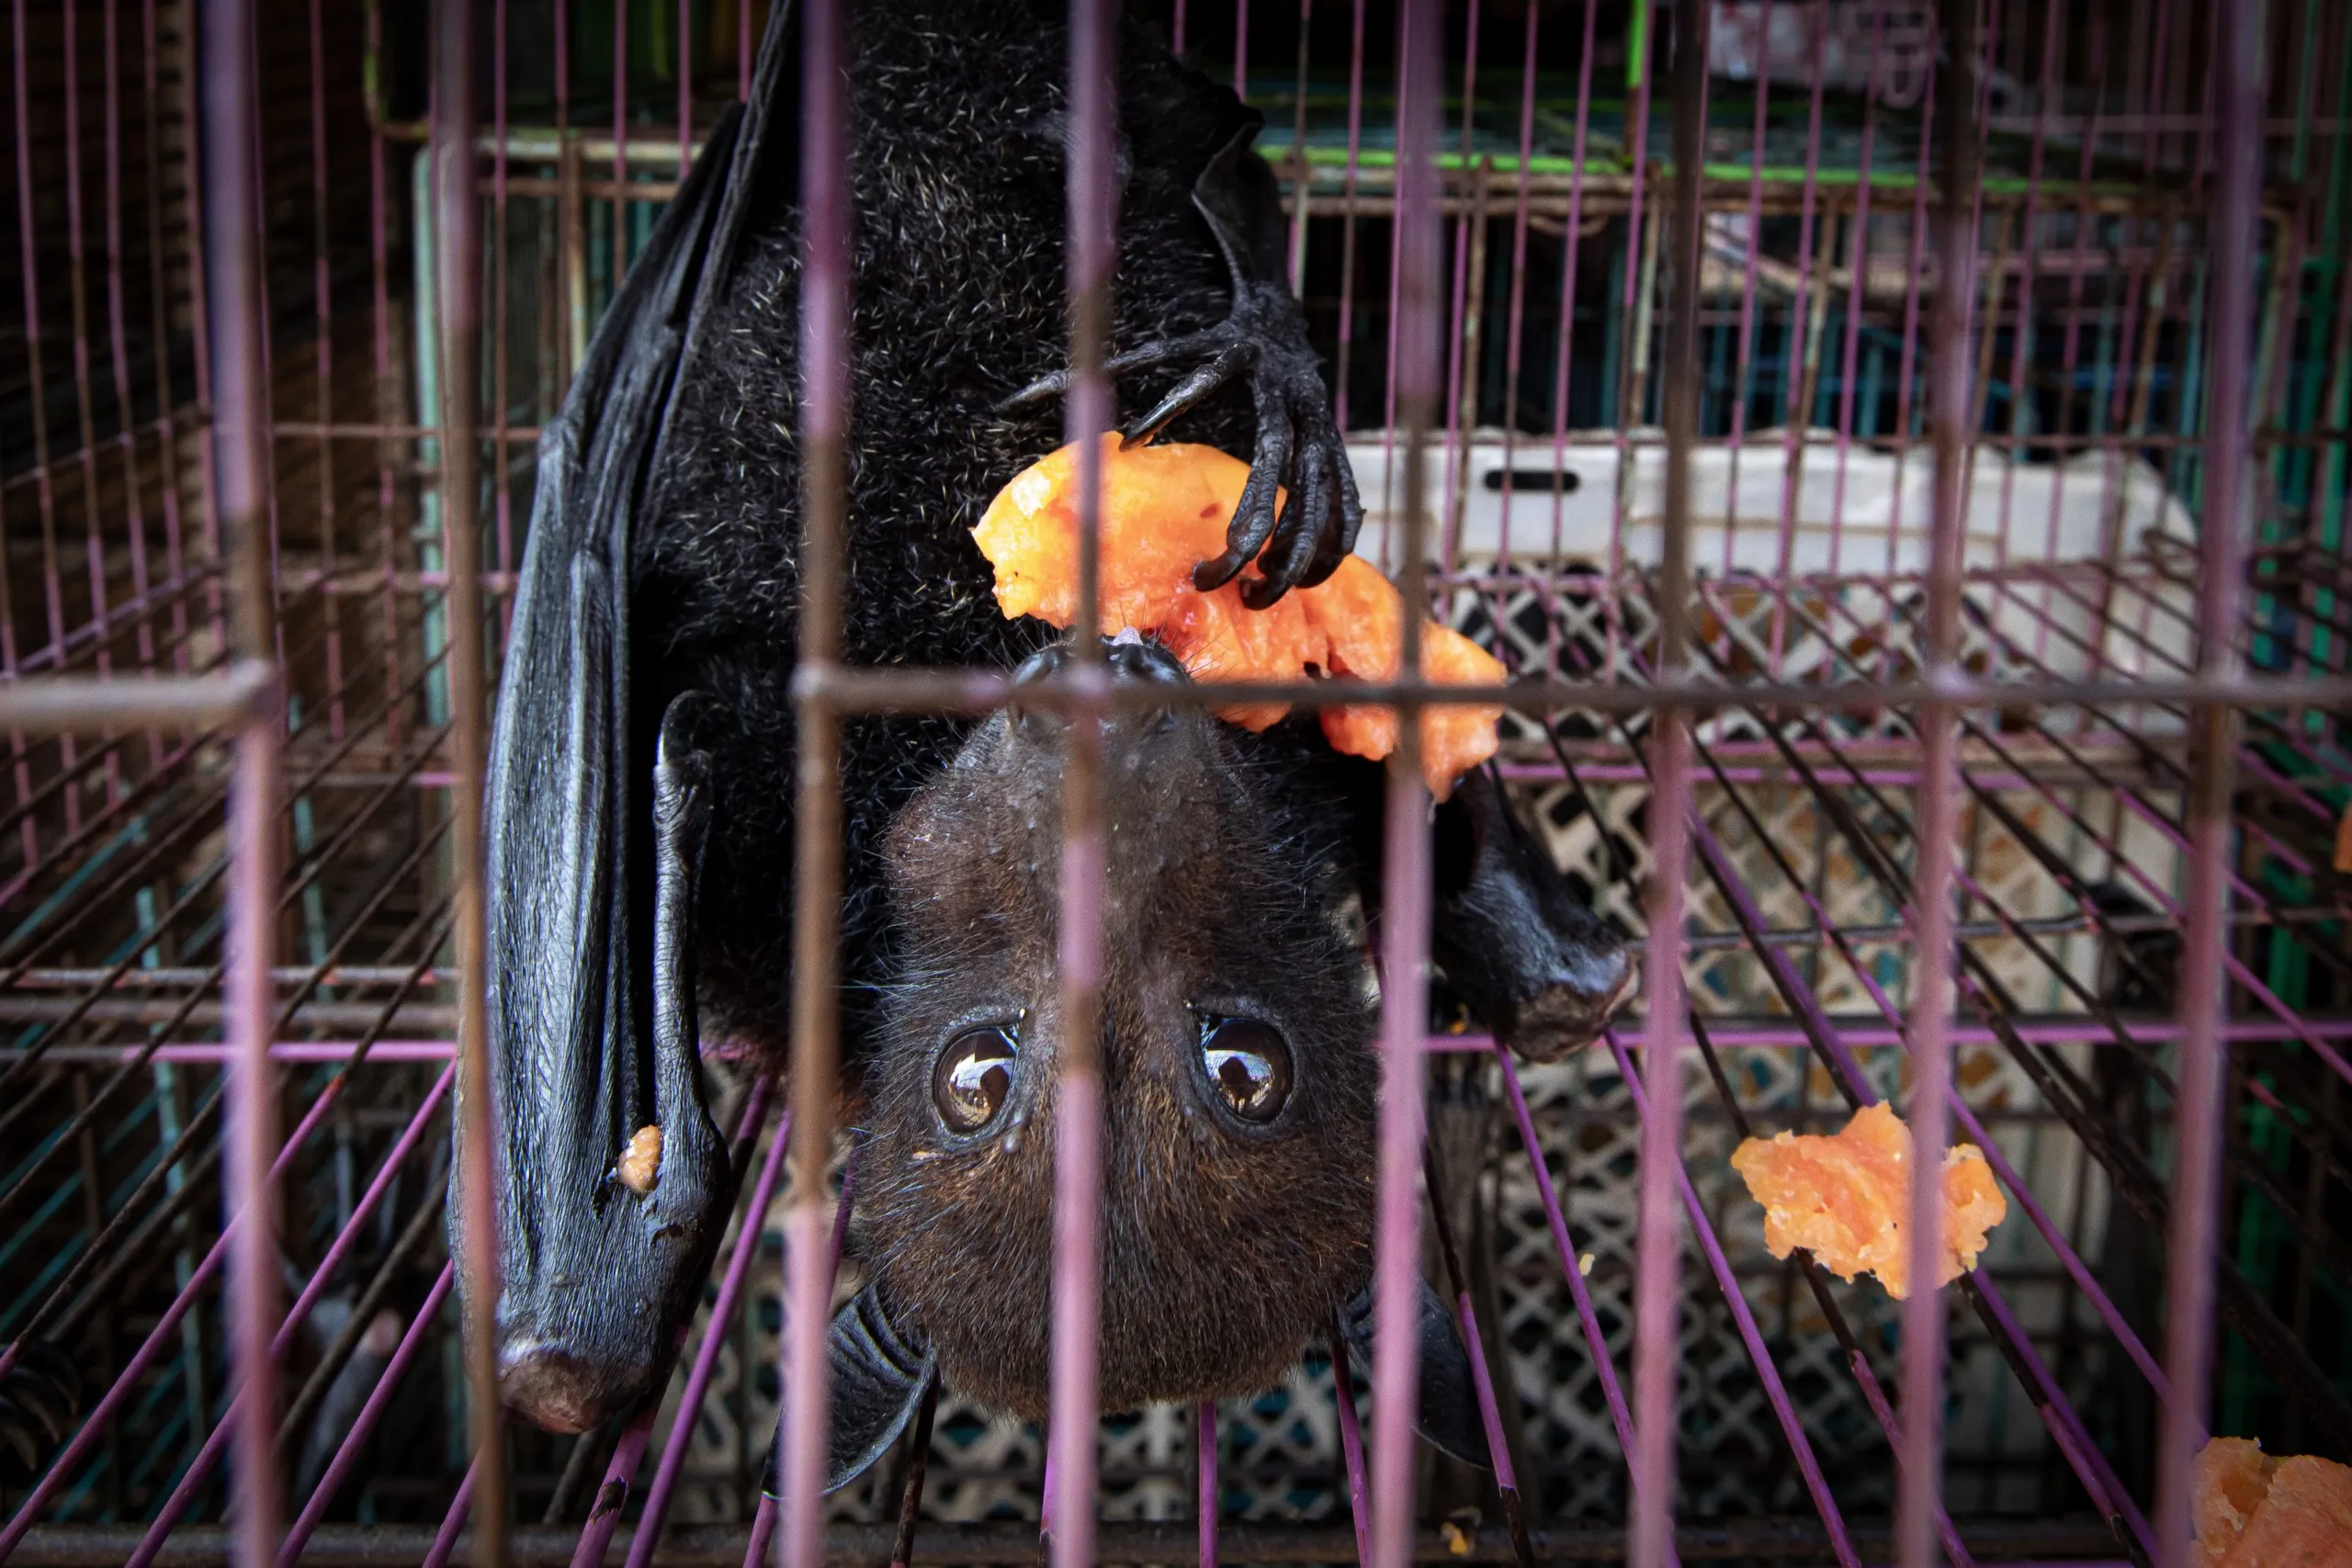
[859,636,1379,1418]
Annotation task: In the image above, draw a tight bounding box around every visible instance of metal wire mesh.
[0,0,2347,1564]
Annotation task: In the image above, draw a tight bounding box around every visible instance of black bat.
[454,0,1634,1489]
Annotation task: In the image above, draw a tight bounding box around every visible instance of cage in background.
[0,0,2348,1563]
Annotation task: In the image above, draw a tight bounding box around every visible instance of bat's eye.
[1198,1015,1293,1124]
[933,1025,1019,1134]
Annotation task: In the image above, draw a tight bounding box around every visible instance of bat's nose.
[1012,632,1191,689]
[1102,628,1189,684]
[1011,634,1195,746]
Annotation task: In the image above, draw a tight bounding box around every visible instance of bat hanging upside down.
[453,0,1635,1490]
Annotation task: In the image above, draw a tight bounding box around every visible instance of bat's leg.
[1001,130,1361,607]
[759,1280,937,1497]
[488,693,729,1435]
[1430,767,1636,1062]
[1338,1276,1490,1469]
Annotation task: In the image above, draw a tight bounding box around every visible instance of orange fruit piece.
[1728,1101,2007,1300]
[2193,1438,2352,1568]
[973,436,1505,798]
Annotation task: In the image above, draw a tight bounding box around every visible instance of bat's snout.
[1012,632,1190,701]
[1503,938,1639,1062]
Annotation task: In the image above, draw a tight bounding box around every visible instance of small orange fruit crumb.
[972,436,1506,799]
[2193,1436,2352,1568]
[617,1123,663,1193]
[1728,1101,2007,1300]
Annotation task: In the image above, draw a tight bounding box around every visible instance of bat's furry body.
[465,0,1630,1461]
[642,3,1261,1049]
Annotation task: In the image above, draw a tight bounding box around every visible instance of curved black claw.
[997,127,1363,607]
[1337,1278,1491,1469]
[0,1340,85,1486]
[759,1281,938,1500]
[1152,279,1361,607]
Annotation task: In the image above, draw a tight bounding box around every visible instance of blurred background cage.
[1,0,2348,1562]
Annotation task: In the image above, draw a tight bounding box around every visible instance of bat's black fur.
[639,2,1267,1050]
[468,0,1630,1452]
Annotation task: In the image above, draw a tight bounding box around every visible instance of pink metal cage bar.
[0,0,2347,1565]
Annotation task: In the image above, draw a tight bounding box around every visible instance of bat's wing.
[1431,766,1636,1062]
[454,2,800,1436]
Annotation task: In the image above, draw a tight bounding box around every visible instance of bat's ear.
[1339,1278,1494,1471]
[762,1281,938,1498]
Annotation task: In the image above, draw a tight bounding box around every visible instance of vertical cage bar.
[201,0,285,1557]
[1895,4,1984,1564]
[2155,4,2266,1566]
[435,0,507,1559]
[1196,1402,1217,1568]
[1370,3,1437,1566]
[221,723,283,1566]
[781,0,851,1561]
[1049,2,1116,1565]
[1631,4,1706,1564]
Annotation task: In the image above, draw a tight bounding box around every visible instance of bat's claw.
[0,1339,85,1484]
[999,297,1361,610]
[1126,279,1361,607]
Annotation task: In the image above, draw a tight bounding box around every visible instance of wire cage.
[0,0,2347,1563]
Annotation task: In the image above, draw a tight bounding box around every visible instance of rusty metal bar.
[780,0,853,1561]
[1630,3,1705,1566]
[789,664,2352,718]
[1368,3,1440,1567]
[0,662,277,732]
[196,0,288,1557]
[1896,4,1984,1564]
[1046,1,1117,1566]
[2154,2,2267,1565]
[431,0,506,1561]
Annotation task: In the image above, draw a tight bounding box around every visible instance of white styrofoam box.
[1345,428,2198,682]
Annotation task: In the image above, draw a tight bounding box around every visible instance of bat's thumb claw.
[996,373,1069,413]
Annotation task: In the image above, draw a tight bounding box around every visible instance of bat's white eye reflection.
[933,1025,1019,1134]
[1199,1015,1293,1123]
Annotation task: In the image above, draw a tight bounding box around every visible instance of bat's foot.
[999,283,1362,608]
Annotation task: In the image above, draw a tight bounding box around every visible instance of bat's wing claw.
[1339,1278,1493,1470]
[0,1339,84,1484]
[757,1282,937,1498]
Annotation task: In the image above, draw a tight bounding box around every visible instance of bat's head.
[858,633,1379,1417]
